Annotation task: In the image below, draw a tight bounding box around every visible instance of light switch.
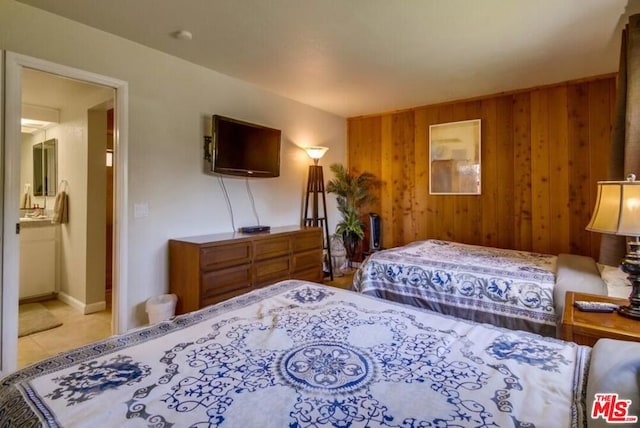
[134,202,149,218]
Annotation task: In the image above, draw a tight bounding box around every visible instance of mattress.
[353,239,560,335]
[0,279,589,427]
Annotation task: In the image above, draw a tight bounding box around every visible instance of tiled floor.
[17,299,112,369]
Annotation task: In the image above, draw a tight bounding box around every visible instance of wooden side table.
[561,291,640,346]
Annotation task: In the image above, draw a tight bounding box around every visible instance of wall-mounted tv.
[205,115,281,178]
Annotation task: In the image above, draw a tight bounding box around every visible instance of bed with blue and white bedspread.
[353,240,563,336]
[0,279,590,427]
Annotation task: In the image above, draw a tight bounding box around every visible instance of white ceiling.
[18,0,640,118]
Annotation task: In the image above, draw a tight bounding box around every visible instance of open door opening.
[1,52,129,374]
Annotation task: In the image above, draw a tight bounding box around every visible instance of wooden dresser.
[169,226,323,314]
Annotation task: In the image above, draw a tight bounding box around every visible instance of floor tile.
[17,299,112,369]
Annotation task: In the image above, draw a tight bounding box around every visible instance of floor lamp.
[587,173,640,319]
[303,146,333,280]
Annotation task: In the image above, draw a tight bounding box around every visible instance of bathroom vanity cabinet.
[19,222,58,300]
[169,226,323,314]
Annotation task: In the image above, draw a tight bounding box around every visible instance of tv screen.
[210,115,281,177]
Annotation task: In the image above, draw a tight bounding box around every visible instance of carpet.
[18,303,62,337]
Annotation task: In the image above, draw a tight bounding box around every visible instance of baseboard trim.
[19,292,57,305]
[57,292,106,314]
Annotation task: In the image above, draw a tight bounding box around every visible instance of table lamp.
[586,173,640,319]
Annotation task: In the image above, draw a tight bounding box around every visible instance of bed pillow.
[586,338,640,428]
[554,253,608,326]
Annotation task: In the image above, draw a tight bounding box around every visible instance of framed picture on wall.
[429,119,481,195]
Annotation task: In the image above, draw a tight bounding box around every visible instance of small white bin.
[146,294,177,324]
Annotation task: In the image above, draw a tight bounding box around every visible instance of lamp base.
[618,304,640,319]
[619,238,640,321]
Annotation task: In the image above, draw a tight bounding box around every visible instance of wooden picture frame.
[429,119,481,195]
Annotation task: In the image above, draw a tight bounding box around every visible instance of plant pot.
[342,232,361,268]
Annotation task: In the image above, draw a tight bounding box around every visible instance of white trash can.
[146,294,177,324]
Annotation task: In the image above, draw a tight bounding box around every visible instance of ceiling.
[18,0,640,118]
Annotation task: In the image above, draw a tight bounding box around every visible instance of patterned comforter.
[353,240,558,336]
[0,280,588,427]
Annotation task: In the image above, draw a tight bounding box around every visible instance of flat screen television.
[206,115,281,177]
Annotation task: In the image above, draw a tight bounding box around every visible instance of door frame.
[1,51,129,373]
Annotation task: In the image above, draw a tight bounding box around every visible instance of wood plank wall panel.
[380,116,394,249]
[391,112,416,247]
[567,84,591,255]
[548,86,570,255]
[588,79,617,257]
[347,116,382,181]
[480,99,499,247]
[512,93,533,251]
[495,96,515,249]
[413,109,429,240]
[347,76,616,259]
[530,89,551,254]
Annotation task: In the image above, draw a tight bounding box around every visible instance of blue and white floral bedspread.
[0,280,587,427]
[353,240,558,336]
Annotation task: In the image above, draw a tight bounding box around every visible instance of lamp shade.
[586,177,640,236]
[305,146,329,161]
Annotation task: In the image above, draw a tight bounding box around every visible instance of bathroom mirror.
[33,138,57,197]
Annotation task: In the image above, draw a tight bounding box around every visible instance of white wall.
[1,0,346,327]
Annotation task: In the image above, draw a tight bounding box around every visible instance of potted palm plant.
[326,163,379,268]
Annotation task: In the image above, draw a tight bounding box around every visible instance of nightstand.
[561,291,640,346]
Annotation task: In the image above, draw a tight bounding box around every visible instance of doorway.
[18,69,112,367]
[1,52,129,374]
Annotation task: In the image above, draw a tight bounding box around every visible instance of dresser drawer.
[292,267,324,283]
[254,256,290,286]
[292,249,323,273]
[254,237,290,261]
[200,242,251,270]
[293,230,322,253]
[201,264,252,299]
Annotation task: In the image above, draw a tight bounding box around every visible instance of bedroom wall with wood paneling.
[347,76,616,259]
